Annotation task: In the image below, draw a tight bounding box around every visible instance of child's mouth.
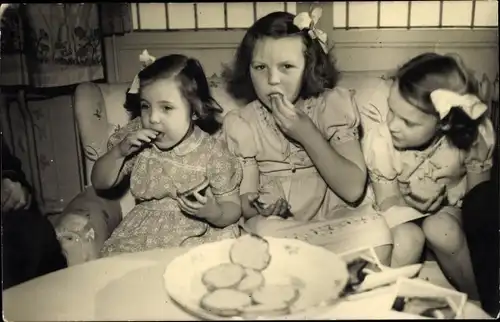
[268,92,283,100]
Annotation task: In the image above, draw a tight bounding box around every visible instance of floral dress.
[100,118,243,257]
[223,87,369,221]
[360,79,496,228]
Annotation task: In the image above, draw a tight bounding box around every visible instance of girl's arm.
[240,161,260,219]
[371,180,407,211]
[465,119,495,193]
[300,125,367,204]
[203,193,242,228]
[91,146,129,190]
[222,111,260,219]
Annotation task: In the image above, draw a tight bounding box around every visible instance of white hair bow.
[430,89,488,121]
[128,49,157,94]
[293,7,328,54]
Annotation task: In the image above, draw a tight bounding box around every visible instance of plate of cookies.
[163,234,349,320]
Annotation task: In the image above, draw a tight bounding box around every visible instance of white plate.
[163,237,350,320]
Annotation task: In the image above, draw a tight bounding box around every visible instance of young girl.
[92,54,242,257]
[361,53,495,299]
[222,9,393,260]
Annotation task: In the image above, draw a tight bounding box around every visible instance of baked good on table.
[230,234,271,271]
[237,268,265,293]
[199,234,301,318]
[200,289,252,316]
[201,263,245,291]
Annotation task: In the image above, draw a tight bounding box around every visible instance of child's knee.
[422,212,465,255]
[392,222,425,249]
[374,244,393,266]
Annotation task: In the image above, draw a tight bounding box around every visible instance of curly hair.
[125,54,223,134]
[223,11,339,104]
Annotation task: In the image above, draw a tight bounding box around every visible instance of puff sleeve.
[206,137,243,197]
[222,110,260,194]
[464,117,496,173]
[316,88,361,145]
[106,117,142,176]
[356,78,392,134]
[362,123,401,182]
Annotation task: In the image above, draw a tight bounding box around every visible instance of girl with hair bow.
[222,8,394,265]
[360,52,496,302]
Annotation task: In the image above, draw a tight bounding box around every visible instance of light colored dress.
[360,79,496,227]
[100,118,242,257]
[223,87,368,221]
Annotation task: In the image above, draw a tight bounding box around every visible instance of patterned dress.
[100,118,243,257]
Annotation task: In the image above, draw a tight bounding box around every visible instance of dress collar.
[152,125,206,156]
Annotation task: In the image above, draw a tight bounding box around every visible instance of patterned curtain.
[0,3,132,88]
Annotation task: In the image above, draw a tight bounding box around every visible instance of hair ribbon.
[293,7,328,54]
[430,89,488,121]
[128,49,157,94]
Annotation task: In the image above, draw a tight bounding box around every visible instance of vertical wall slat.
[407,1,412,30]
[438,0,443,28]
[253,2,257,23]
[376,1,381,28]
[136,3,141,30]
[471,0,477,29]
[223,2,228,30]
[165,3,170,30]
[346,1,350,30]
[193,3,198,30]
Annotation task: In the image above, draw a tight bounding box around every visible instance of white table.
[3,247,493,321]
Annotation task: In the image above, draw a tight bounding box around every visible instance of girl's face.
[250,36,305,108]
[140,78,192,150]
[387,82,439,150]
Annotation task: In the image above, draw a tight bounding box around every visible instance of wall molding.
[104,29,498,83]
[113,29,498,47]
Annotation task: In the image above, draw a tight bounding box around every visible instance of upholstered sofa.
[54,70,498,266]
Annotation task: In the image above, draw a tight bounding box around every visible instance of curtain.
[98,3,133,37]
[0,3,132,88]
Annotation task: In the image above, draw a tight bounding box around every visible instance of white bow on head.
[430,89,488,121]
[293,7,328,54]
[128,49,157,94]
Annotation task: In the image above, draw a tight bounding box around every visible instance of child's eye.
[283,64,294,69]
[140,103,150,110]
[161,105,172,111]
[253,65,266,71]
[404,120,416,127]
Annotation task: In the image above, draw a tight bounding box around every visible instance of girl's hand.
[241,192,290,218]
[402,185,446,214]
[177,188,221,220]
[241,192,260,218]
[118,129,158,157]
[253,197,290,217]
[269,94,314,144]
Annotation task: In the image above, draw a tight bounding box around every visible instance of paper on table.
[239,204,393,255]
